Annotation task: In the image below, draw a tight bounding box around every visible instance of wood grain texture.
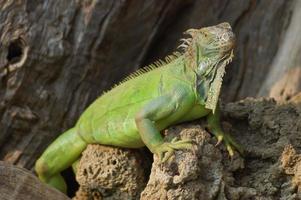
[259,0,301,101]
[0,161,70,200]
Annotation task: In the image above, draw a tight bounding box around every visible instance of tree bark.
[0,161,70,200]
[0,0,188,168]
[0,0,299,173]
[259,0,301,101]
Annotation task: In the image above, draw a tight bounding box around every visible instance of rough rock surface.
[140,125,247,200]
[223,97,301,199]
[74,96,301,199]
[281,145,301,198]
[74,145,148,200]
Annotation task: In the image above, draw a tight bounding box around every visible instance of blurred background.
[0,0,300,171]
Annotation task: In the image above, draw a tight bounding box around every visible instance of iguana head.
[181,22,235,113]
[181,22,235,72]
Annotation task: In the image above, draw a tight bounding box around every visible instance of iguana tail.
[35,127,87,193]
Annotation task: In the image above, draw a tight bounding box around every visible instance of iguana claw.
[215,135,223,146]
[213,132,244,157]
[155,138,193,163]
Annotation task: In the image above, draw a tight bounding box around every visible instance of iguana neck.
[165,55,197,86]
[193,56,227,113]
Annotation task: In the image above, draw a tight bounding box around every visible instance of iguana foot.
[154,138,193,163]
[214,132,244,156]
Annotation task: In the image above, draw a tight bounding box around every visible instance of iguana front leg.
[207,105,243,156]
[135,87,193,162]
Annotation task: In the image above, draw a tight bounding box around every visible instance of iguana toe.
[155,138,193,163]
[212,130,244,156]
[215,135,223,146]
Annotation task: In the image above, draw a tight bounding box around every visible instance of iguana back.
[76,56,195,147]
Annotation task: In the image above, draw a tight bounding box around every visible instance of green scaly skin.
[35,22,243,193]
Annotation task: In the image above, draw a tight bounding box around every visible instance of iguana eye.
[221,33,228,41]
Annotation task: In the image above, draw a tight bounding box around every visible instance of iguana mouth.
[222,50,234,65]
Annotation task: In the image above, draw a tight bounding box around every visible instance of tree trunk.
[0,0,299,176]
[259,0,301,101]
[0,0,188,168]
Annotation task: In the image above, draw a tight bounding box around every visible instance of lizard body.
[35,23,241,193]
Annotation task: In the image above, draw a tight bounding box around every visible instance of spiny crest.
[178,38,192,50]
[178,29,200,69]
[177,29,197,51]
[101,51,182,95]
[120,51,182,84]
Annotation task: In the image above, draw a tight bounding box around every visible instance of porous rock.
[74,144,147,200]
[140,124,244,200]
[281,145,301,198]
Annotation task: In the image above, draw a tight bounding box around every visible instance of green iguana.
[35,22,242,193]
